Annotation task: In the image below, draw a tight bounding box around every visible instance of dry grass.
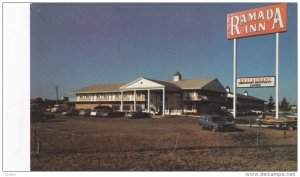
[31,115,297,171]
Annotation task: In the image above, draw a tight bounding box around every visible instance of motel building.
[225,86,266,113]
[72,72,228,116]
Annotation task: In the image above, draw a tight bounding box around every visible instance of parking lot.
[31,113,297,171]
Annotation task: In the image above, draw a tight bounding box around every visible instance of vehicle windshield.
[212,116,232,123]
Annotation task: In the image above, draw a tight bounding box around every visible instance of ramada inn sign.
[227,4,287,119]
[227,3,287,39]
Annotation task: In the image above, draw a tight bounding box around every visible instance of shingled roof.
[169,78,226,93]
[73,78,226,93]
[237,93,266,102]
[73,83,125,93]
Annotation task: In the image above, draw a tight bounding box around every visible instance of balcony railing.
[77,95,146,102]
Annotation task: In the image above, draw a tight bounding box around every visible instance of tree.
[280,97,290,111]
[267,96,275,111]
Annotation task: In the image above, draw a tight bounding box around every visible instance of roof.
[146,78,181,91]
[73,78,226,93]
[173,71,182,76]
[73,83,125,93]
[228,92,266,102]
[169,78,226,93]
[237,93,266,102]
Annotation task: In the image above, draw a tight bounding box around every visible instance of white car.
[251,110,262,114]
[51,104,69,113]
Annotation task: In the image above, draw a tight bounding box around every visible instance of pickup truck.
[198,115,236,132]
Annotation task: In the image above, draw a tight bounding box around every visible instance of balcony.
[77,94,146,102]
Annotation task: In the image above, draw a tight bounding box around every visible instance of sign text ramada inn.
[227,3,287,119]
[227,3,287,39]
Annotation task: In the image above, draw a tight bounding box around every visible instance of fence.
[30,122,297,170]
[31,124,297,154]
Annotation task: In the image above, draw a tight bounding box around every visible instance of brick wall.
[75,103,100,110]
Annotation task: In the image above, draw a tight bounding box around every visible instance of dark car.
[65,109,79,116]
[78,109,91,117]
[90,109,102,117]
[198,115,236,132]
[125,111,150,119]
[92,106,113,117]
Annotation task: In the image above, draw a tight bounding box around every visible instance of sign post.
[227,4,287,119]
[276,33,279,119]
[233,39,237,119]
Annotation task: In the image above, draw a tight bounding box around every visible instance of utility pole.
[55,85,59,104]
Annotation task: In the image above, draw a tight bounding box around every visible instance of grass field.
[31,114,297,171]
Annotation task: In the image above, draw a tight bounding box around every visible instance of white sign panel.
[237,76,275,88]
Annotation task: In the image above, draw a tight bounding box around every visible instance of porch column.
[134,90,136,111]
[162,88,165,116]
[147,89,150,113]
[120,90,123,112]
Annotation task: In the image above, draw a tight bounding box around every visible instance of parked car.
[78,109,91,117]
[109,111,125,118]
[286,113,297,120]
[125,111,150,119]
[65,109,79,116]
[141,108,159,115]
[51,104,69,113]
[251,110,262,114]
[198,115,236,132]
[99,109,111,117]
[90,106,112,117]
[90,109,102,117]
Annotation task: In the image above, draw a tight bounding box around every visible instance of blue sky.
[30,3,298,104]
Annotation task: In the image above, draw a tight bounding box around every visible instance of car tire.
[256,122,261,126]
[287,124,295,131]
[275,123,282,129]
[211,127,217,132]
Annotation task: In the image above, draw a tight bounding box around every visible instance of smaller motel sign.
[227,3,287,39]
[237,76,276,88]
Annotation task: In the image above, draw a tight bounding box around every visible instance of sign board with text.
[227,4,287,39]
[237,76,276,88]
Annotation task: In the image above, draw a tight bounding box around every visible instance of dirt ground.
[31,114,297,171]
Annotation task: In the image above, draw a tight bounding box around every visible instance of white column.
[276,33,279,119]
[148,89,150,113]
[233,38,237,119]
[134,90,136,111]
[120,91,123,112]
[162,88,165,116]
